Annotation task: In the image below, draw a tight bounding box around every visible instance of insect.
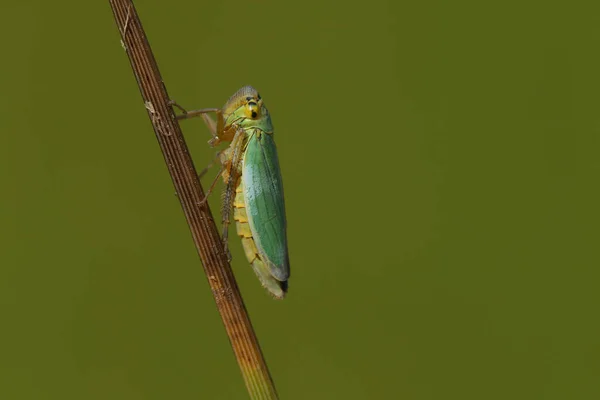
[171,86,290,299]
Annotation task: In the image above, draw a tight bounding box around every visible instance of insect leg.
[219,128,246,261]
[168,101,225,145]
[198,113,228,147]
[198,149,227,179]
[200,114,217,141]
[169,101,221,121]
[197,163,225,205]
[168,100,190,115]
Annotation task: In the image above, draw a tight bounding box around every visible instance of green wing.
[242,131,290,282]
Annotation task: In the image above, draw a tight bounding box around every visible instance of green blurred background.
[1,1,599,399]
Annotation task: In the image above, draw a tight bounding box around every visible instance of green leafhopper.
[172,86,290,299]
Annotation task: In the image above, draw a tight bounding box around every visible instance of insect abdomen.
[233,181,286,299]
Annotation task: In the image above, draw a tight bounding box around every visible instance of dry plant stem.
[108,1,278,399]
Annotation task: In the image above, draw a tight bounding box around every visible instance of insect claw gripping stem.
[168,99,188,115]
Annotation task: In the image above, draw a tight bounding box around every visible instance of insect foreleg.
[168,100,224,144]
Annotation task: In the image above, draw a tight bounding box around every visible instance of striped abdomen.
[233,180,286,299]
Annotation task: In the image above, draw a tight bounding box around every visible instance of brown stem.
[108,1,279,398]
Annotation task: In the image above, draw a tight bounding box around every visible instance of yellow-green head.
[223,86,274,134]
